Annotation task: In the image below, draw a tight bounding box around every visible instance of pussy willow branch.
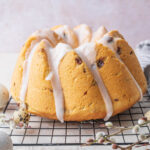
[88,120,150,149]
[106,120,150,138]
[106,134,150,150]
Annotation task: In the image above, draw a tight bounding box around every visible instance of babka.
[10,24,147,122]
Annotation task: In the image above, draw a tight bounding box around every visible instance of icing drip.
[32,28,59,46]
[74,24,91,45]
[44,41,72,122]
[75,43,113,120]
[99,34,143,100]
[92,26,108,42]
[20,43,39,102]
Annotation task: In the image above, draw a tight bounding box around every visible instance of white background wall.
[0,0,150,52]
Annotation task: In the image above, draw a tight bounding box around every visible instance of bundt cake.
[10,24,147,122]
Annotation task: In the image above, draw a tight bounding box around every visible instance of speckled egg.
[136,40,150,94]
[136,40,150,69]
[0,84,9,109]
[0,130,13,150]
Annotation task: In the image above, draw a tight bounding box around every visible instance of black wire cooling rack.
[0,95,150,146]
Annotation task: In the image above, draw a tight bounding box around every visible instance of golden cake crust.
[10,31,146,121]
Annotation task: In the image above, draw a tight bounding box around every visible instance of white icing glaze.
[32,28,59,46]
[92,26,108,42]
[20,43,39,102]
[99,34,143,100]
[75,43,113,121]
[44,41,72,122]
[53,25,75,47]
[74,24,91,45]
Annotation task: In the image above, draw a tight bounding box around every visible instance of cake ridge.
[19,29,61,107]
[43,41,73,123]
[75,43,113,120]
[98,34,143,100]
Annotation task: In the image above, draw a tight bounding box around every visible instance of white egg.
[0,84,9,109]
[136,40,150,69]
[0,130,13,150]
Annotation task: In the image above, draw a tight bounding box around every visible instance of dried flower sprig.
[0,103,30,129]
[86,117,150,150]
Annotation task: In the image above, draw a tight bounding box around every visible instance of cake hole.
[83,68,86,73]
[75,57,82,65]
[117,47,121,55]
[88,103,93,107]
[91,80,97,86]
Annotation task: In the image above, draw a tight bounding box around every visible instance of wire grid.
[0,95,150,146]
